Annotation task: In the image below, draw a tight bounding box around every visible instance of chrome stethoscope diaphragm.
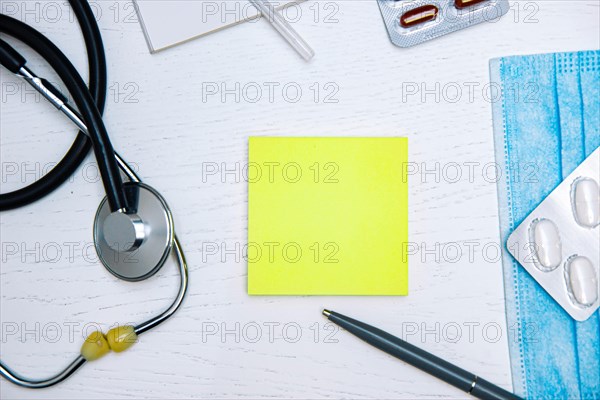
[94,182,174,281]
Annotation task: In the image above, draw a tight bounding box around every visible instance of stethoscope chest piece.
[94,182,174,281]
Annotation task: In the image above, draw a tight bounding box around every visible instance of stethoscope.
[0,0,188,388]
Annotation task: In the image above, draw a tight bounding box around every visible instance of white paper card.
[134,0,302,52]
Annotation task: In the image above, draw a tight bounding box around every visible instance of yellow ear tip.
[106,325,137,353]
[81,331,110,361]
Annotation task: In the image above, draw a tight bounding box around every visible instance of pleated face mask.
[491,50,600,399]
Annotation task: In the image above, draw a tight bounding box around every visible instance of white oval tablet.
[572,178,600,228]
[566,256,598,306]
[530,219,562,270]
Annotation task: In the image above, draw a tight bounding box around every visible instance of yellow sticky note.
[248,137,408,295]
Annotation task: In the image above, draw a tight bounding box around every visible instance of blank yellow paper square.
[248,137,408,295]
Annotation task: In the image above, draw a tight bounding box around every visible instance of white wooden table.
[1,1,598,398]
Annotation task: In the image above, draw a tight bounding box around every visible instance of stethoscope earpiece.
[94,182,174,281]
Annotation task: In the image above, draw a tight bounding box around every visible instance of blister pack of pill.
[507,148,600,321]
[376,0,509,48]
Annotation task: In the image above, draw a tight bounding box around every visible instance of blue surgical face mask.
[491,50,600,399]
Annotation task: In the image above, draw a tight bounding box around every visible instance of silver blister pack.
[376,0,509,48]
[507,148,600,321]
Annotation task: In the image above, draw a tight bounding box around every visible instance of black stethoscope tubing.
[0,0,126,212]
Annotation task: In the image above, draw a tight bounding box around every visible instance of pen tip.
[322,309,331,317]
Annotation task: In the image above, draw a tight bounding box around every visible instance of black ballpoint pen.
[322,310,522,400]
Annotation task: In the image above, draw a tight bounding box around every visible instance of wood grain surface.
[1,0,598,398]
